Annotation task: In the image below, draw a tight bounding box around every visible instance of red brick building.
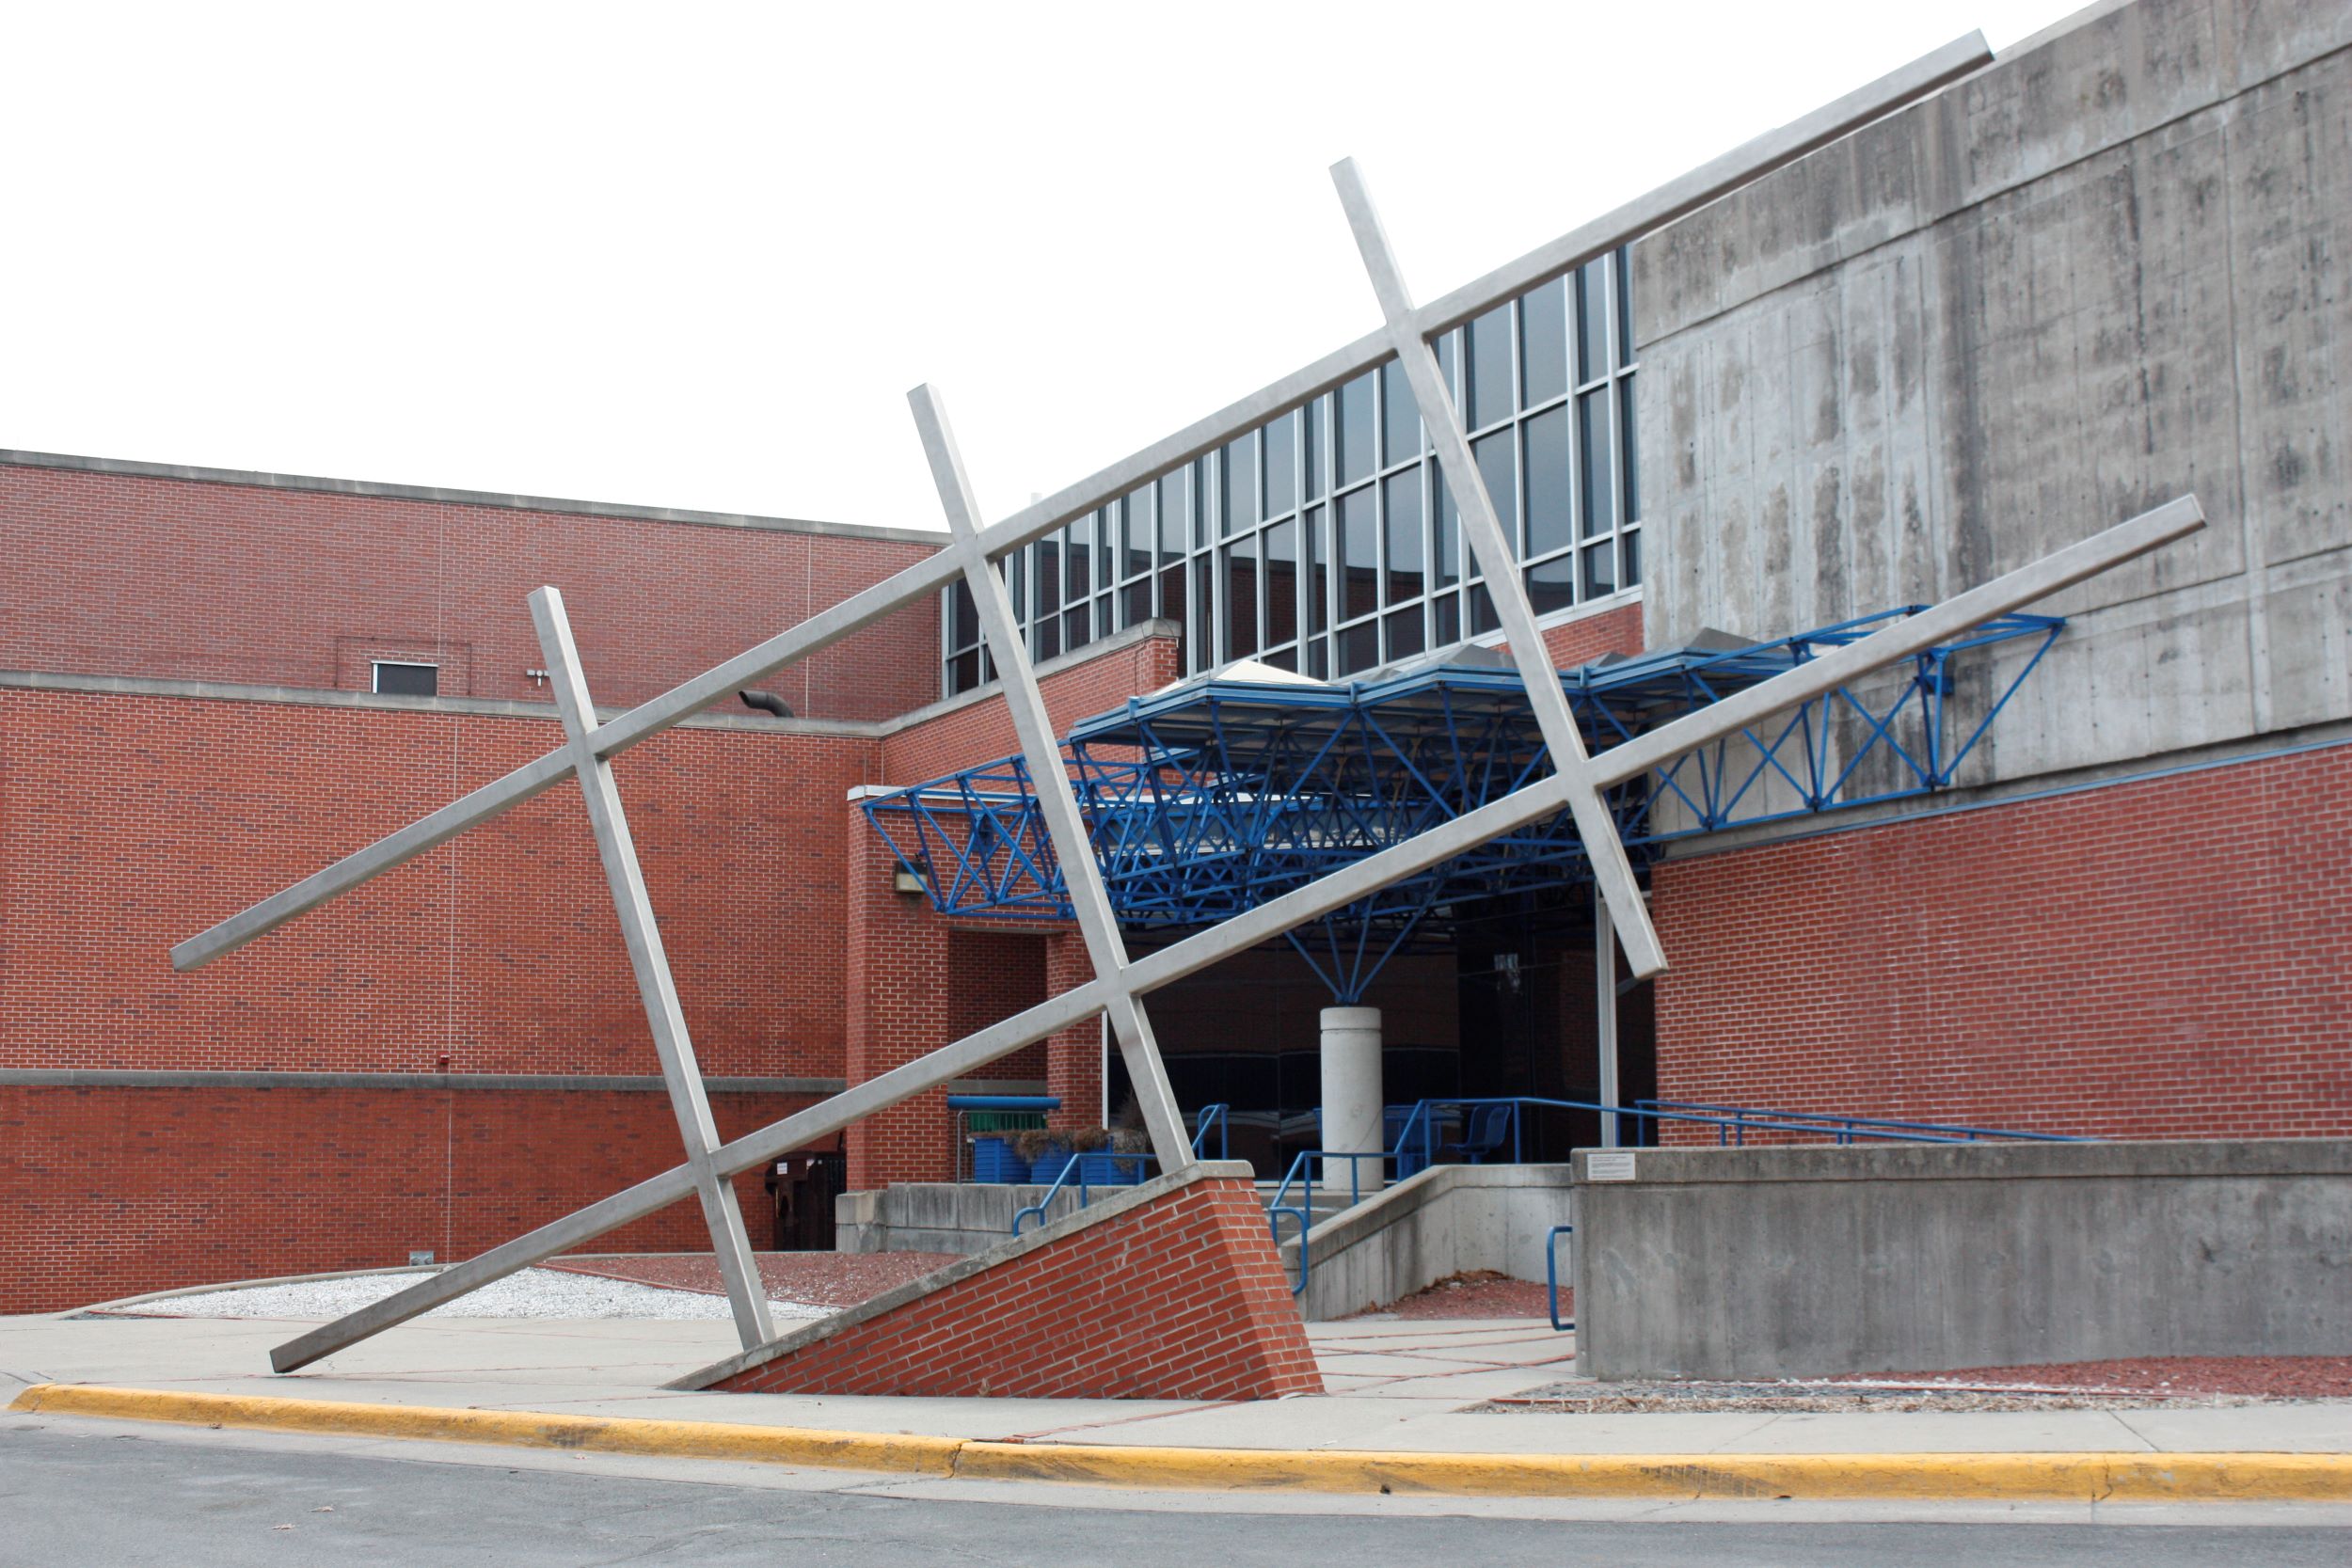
[6,0,2348,1314]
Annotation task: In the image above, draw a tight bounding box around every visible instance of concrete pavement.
[5,1307,2350,1501]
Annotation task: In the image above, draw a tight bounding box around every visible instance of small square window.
[373,661,438,697]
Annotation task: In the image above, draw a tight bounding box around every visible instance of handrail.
[1269,1148,1386,1220]
[1268,1205,1311,1296]
[1191,1102,1230,1162]
[1011,1148,1159,1236]
[1545,1224,1575,1333]
[1637,1099,2086,1146]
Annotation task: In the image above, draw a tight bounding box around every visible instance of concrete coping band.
[1569,1138,2352,1185]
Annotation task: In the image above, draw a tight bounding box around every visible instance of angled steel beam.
[1331,156,1667,979]
[910,386,1195,1172]
[528,588,774,1350]
[274,493,2205,1372]
[172,33,1983,975]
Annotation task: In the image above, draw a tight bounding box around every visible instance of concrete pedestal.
[1318,1006,1385,1200]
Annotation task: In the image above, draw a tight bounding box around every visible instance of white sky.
[5,1,2090,534]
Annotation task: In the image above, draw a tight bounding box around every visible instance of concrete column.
[1319,1006,1385,1200]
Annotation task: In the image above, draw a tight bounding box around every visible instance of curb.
[10,1384,2352,1502]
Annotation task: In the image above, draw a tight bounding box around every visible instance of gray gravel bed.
[117,1268,834,1322]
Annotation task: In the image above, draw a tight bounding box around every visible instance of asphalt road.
[2,1421,2344,1567]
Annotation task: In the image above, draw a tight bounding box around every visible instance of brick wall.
[0,461,943,721]
[705,1173,1322,1400]
[0,688,873,1077]
[1530,600,1645,670]
[0,1084,812,1314]
[1649,742,2352,1141]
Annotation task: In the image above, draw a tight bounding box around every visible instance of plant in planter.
[1016,1127,1075,1185]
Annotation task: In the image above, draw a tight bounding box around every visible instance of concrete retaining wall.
[1574,1138,2352,1379]
[1283,1164,1576,1321]
[834,1180,1109,1254]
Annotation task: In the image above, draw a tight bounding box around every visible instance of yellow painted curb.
[6,1385,961,1477]
[11,1384,2352,1502]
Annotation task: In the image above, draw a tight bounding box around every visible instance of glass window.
[1122,578,1152,625]
[1222,437,1257,535]
[1619,375,1640,524]
[1158,469,1188,560]
[373,661,437,697]
[1306,504,1329,633]
[949,649,977,693]
[1383,471,1422,603]
[1523,405,1572,559]
[949,581,978,646]
[1037,615,1060,660]
[1066,516,1092,605]
[1472,430,1516,557]
[1339,620,1379,675]
[1467,303,1514,429]
[1435,328,1458,404]
[1581,540,1616,599]
[1432,472,1460,591]
[1122,489,1152,578]
[1339,486,1378,624]
[1336,372,1375,486]
[1384,607,1424,661]
[1264,518,1299,647]
[1193,556,1216,661]
[1381,358,1417,466]
[1526,553,1575,616]
[1470,582,1500,635]
[1432,593,1460,646]
[1616,247,1635,367]
[1521,277,1567,407]
[1579,388,1614,538]
[1264,410,1297,517]
[1036,537,1061,615]
[1307,638,1329,679]
[1623,527,1641,586]
[1064,598,1090,647]
[1008,551,1026,624]
[1159,563,1187,645]
[1263,644,1297,673]
[1304,395,1326,501]
[1576,259,1609,385]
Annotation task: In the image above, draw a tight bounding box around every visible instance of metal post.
[528,589,774,1350]
[909,385,1195,1175]
[1330,157,1667,981]
[1596,881,1620,1149]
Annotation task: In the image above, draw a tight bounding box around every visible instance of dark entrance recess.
[766,1140,846,1249]
[1111,891,1653,1177]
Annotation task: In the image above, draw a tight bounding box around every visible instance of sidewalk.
[6,1307,2351,1499]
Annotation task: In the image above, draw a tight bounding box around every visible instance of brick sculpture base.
[675,1164,1324,1401]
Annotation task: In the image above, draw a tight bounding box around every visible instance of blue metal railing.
[1269,1204,1311,1295]
[1191,1102,1230,1162]
[1636,1099,2088,1148]
[1545,1225,1574,1333]
[1011,1149,1159,1236]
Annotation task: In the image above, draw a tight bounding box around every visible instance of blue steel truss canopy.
[863,608,2063,1000]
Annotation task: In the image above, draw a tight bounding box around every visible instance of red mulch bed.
[548,1252,959,1309]
[1349,1270,1562,1320]
[1849,1356,2352,1400]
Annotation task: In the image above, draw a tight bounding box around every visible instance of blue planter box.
[972,1138,1029,1184]
[1077,1151,1147,1186]
[1027,1149,1075,1186]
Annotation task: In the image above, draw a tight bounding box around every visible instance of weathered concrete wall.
[1633,0,2352,796]
[1574,1139,2352,1379]
[834,1180,1106,1254]
[1284,1164,1576,1322]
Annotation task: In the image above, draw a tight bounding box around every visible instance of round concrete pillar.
[1318,1006,1385,1200]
